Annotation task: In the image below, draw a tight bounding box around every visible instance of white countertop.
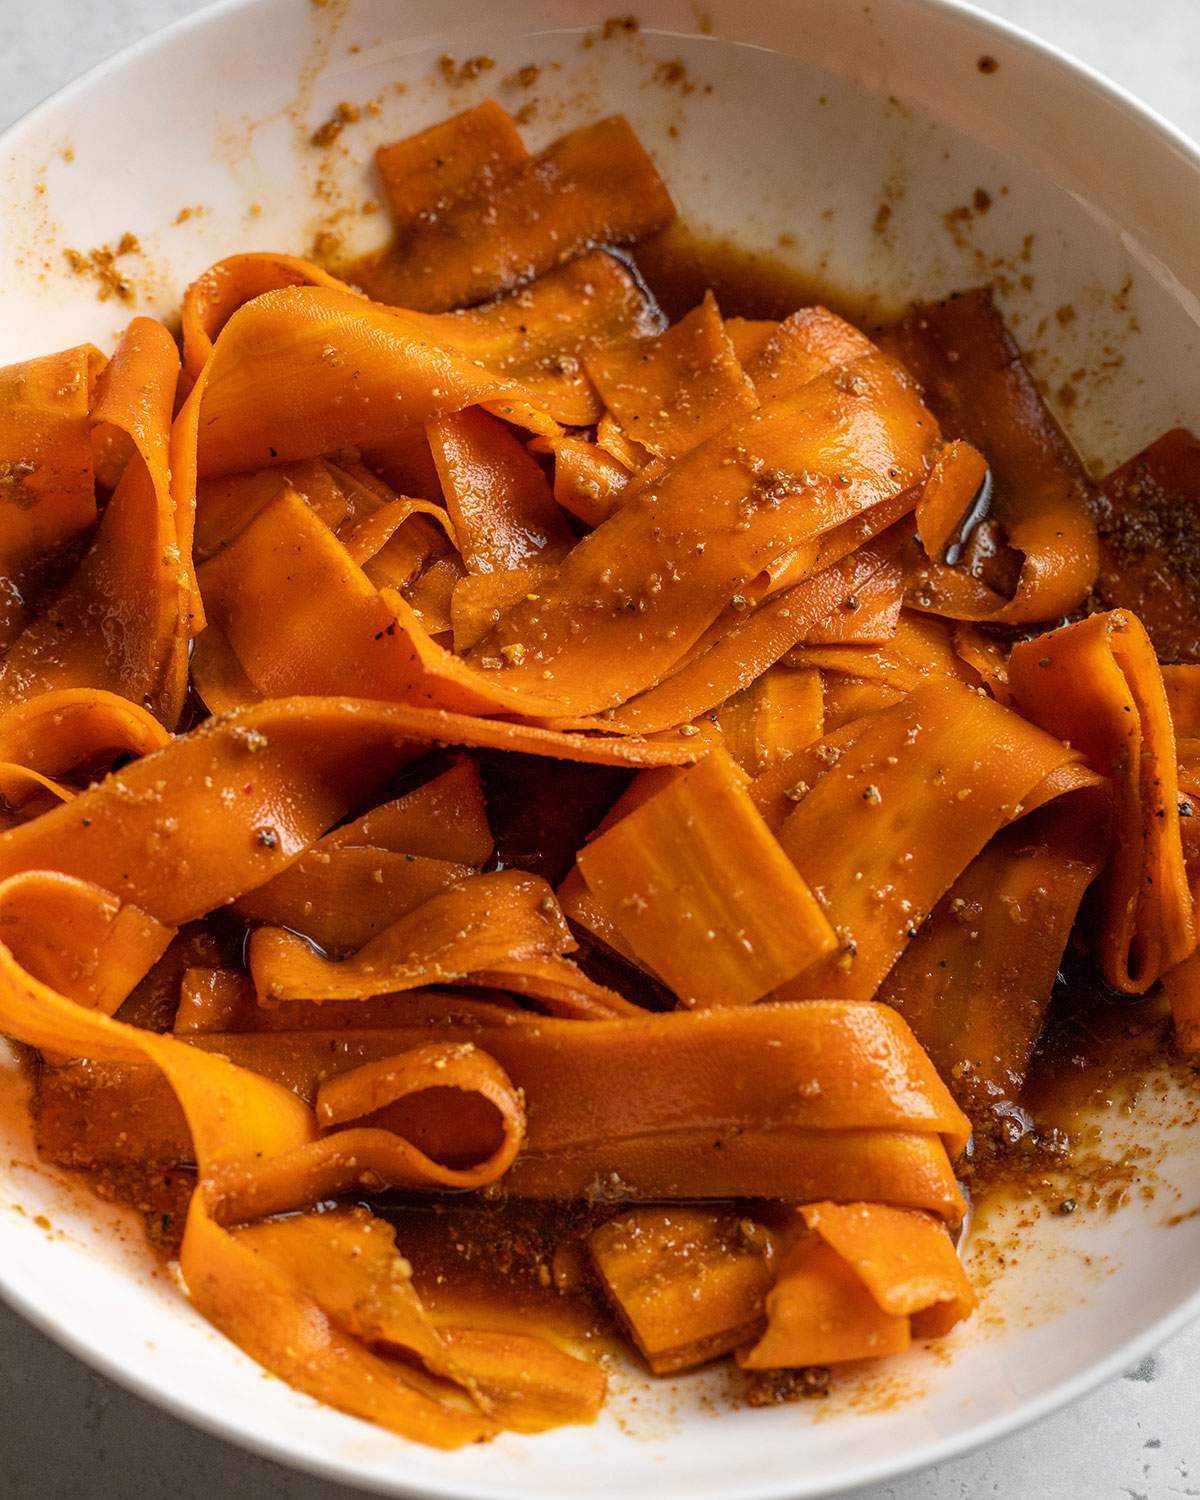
[1,2,1198,1496]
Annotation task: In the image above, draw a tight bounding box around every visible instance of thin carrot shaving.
[1094,428,1200,662]
[39,1002,968,1214]
[915,439,989,563]
[879,792,1108,1117]
[468,355,936,718]
[585,291,758,461]
[882,289,1098,624]
[249,870,575,1004]
[351,115,675,313]
[0,343,104,650]
[774,678,1083,1001]
[0,320,188,724]
[1010,610,1194,992]
[428,406,575,572]
[740,1203,973,1368]
[372,100,529,239]
[590,1208,777,1374]
[577,748,836,1007]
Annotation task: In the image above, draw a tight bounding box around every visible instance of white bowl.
[2,1,1200,1496]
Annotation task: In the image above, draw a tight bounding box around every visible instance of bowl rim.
[3,0,1200,1495]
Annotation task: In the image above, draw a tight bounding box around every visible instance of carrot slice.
[181,253,356,383]
[41,1000,969,1216]
[373,100,529,236]
[882,288,1098,623]
[428,406,574,572]
[577,748,836,1007]
[436,1327,605,1432]
[195,458,351,560]
[0,343,103,649]
[916,438,989,563]
[236,850,476,953]
[0,319,187,724]
[528,433,632,527]
[1010,609,1195,991]
[249,870,574,1003]
[451,565,555,652]
[353,115,675,312]
[743,306,875,402]
[739,1202,972,1368]
[0,689,169,806]
[879,792,1108,1116]
[585,291,758,461]
[775,677,1082,1001]
[590,1208,776,1373]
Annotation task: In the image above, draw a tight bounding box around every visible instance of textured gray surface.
[1,2,1199,1495]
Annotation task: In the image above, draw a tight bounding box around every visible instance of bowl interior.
[2,2,1200,1497]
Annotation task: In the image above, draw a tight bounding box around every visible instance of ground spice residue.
[62,233,142,303]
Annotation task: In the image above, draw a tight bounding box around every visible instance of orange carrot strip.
[173,972,515,1035]
[878,792,1108,1115]
[595,411,650,471]
[775,677,1082,1001]
[338,493,458,567]
[206,1042,526,1221]
[577,748,836,1006]
[44,1001,969,1215]
[1162,950,1200,1059]
[190,621,262,714]
[195,458,352,560]
[181,253,356,384]
[235,850,476,953]
[327,757,492,863]
[451,565,555,652]
[916,439,989,562]
[374,100,527,228]
[742,306,875,402]
[882,288,1098,623]
[354,115,675,312]
[787,608,975,690]
[953,622,1011,704]
[740,1202,972,1367]
[585,292,758,461]
[436,1328,606,1433]
[1010,609,1195,991]
[0,689,169,807]
[232,1207,461,1382]
[794,532,904,645]
[590,1208,776,1373]
[568,536,911,739]
[740,1233,909,1367]
[175,968,254,1033]
[428,407,574,572]
[0,343,104,649]
[250,870,574,1003]
[467,953,645,1020]
[717,665,825,775]
[0,319,188,724]
[0,869,173,1018]
[725,318,778,366]
[527,433,632,527]
[185,1206,497,1445]
[402,555,462,636]
[0,696,694,927]
[799,1202,974,1334]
